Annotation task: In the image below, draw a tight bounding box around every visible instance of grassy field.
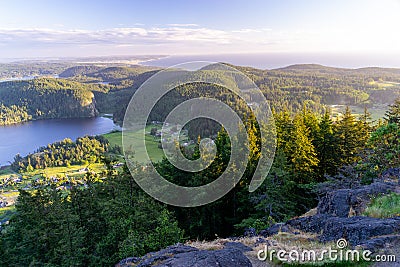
[0,167,20,183]
[26,163,105,178]
[363,193,400,218]
[0,205,15,222]
[331,78,398,122]
[330,104,388,122]
[0,191,19,222]
[0,162,110,222]
[104,131,165,164]
[1,163,106,188]
[369,80,400,88]
[102,124,192,164]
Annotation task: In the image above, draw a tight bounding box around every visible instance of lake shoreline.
[0,116,117,167]
[0,114,104,128]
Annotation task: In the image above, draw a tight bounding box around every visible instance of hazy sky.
[1,0,399,59]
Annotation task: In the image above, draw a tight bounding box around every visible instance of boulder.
[286,214,330,234]
[223,242,252,252]
[319,216,400,245]
[117,245,198,267]
[358,234,400,252]
[117,243,252,267]
[243,227,257,237]
[259,222,293,237]
[381,168,400,180]
[159,248,252,267]
[262,181,400,252]
[317,182,397,217]
[117,257,140,266]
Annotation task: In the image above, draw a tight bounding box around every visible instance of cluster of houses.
[0,175,22,189]
[150,122,195,150]
[0,200,8,208]
[1,163,125,193]
[113,163,124,168]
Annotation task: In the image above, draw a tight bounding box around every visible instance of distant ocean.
[142,53,400,70]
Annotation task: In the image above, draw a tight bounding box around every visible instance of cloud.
[6,23,395,57]
[231,28,272,34]
[0,26,233,47]
[167,23,199,27]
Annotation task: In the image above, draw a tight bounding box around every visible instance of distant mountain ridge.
[275,63,400,75]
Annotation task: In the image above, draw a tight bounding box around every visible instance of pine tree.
[274,109,294,155]
[289,114,319,183]
[315,109,338,179]
[301,105,320,143]
[368,123,400,171]
[357,106,372,146]
[385,97,400,124]
[335,106,362,165]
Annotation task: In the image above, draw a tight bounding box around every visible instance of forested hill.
[59,65,159,87]
[0,78,107,125]
[105,63,400,124]
[58,65,104,78]
[2,63,400,126]
[276,63,400,76]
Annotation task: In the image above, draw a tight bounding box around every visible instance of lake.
[0,117,117,166]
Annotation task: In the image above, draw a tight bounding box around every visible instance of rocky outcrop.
[358,234,400,252]
[263,181,400,252]
[319,216,400,245]
[117,243,252,267]
[285,215,400,249]
[317,182,397,217]
[381,168,400,180]
[258,223,297,237]
[118,181,399,266]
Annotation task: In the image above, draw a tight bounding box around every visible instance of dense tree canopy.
[2,63,400,128]
[2,101,399,265]
[0,78,107,125]
[11,136,109,171]
[0,165,183,266]
[1,63,400,265]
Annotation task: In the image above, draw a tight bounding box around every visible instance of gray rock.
[319,216,400,245]
[118,243,252,267]
[260,222,292,237]
[318,188,352,217]
[381,168,400,179]
[117,244,198,267]
[224,242,252,252]
[317,182,397,217]
[358,234,400,252]
[254,237,268,247]
[260,181,400,253]
[117,257,140,266]
[286,214,330,234]
[244,227,257,237]
[158,248,252,267]
[287,214,400,247]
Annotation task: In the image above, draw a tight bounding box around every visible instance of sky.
[1,0,400,59]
